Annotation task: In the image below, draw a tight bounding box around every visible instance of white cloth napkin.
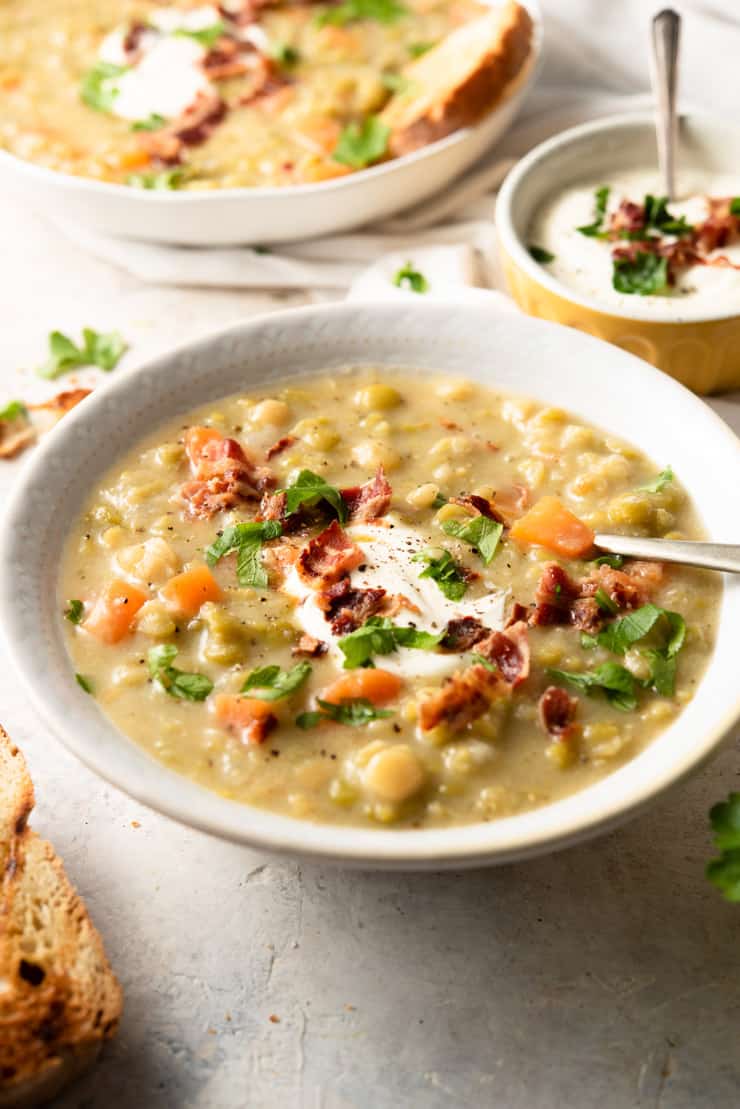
[57,0,740,298]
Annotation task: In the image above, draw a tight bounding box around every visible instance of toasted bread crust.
[380,1,534,157]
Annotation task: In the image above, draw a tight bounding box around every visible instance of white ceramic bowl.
[2,302,739,869]
[0,2,541,246]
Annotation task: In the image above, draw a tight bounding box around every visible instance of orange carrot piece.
[214,694,276,745]
[161,564,222,616]
[322,668,403,707]
[83,579,148,644]
[509,496,595,559]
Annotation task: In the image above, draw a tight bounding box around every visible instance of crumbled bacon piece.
[292,634,328,658]
[296,520,364,588]
[258,490,287,521]
[0,408,35,459]
[122,22,151,61]
[538,686,579,741]
[179,426,274,519]
[238,62,292,108]
[266,435,296,460]
[380,593,421,618]
[505,601,529,628]
[530,559,664,631]
[203,36,252,80]
[440,616,488,652]
[581,563,657,612]
[450,493,506,524]
[529,563,581,627]
[609,199,645,235]
[475,621,530,686]
[440,418,463,431]
[138,92,227,164]
[341,466,392,522]
[317,576,386,635]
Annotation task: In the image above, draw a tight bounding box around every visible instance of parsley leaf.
[592,553,624,569]
[432,492,448,509]
[408,41,433,57]
[597,603,685,658]
[131,113,166,132]
[644,194,693,236]
[80,62,127,113]
[296,697,393,729]
[381,71,412,93]
[127,168,185,190]
[594,586,619,615]
[638,466,673,493]
[392,262,428,293]
[280,470,348,523]
[612,252,668,295]
[205,520,282,589]
[316,0,407,26]
[577,185,610,237]
[148,644,213,701]
[174,21,225,46]
[528,244,555,264]
[38,328,127,380]
[75,673,93,694]
[548,662,638,711]
[731,198,740,217]
[706,794,740,902]
[333,116,390,169]
[270,42,300,66]
[241,661,311,701]
[442,516,503,565]
[470,653,497,672]
[338,615,442,670]
[0,400,27,423]
[65,599,85,625]
[413,548,468,601]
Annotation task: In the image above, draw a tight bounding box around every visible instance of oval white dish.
[1,301,738,869]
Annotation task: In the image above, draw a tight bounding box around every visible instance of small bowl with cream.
[495,112,740,393]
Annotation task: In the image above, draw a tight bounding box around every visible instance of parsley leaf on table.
[37,328,127,380]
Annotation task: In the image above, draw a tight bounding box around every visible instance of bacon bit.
[0,410,35,459]
[494,483,530,519]
[381,592,422,618]
[476,621,530,686]
[609,199,645,235]
[529,563,581,627]
[440,616,488,652]
[581,563,656,612]
[317,576,386,635]
[266,435,296,460]
[122,21,151,62]
[263,540,299,584]
[440,418,463,431]
[179,426,274,519]
[0,387,92,459]
[538,686,579,742]
[292,634,328,658]
[202,36,252,80]
[451,493,506,524]
[296,520,364,588]
[505,601,529,628]
[238,58,292,108]
[341,465,392,523]
[530,559,664,631]
[138,92,227,164]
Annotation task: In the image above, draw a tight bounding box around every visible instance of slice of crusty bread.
[0,733,122,1108]
[379,0,534,157]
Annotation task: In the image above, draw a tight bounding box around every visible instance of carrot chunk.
[322,668,403,707]
[83,579,148,644]
[161,564,222,616]
[214,694,276,745]
[509,496,595,559]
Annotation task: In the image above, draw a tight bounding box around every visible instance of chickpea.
[354,384,402,411]
[116,538,179,585]
[352,441,401,471]
[135,600,177,639]
[406,482,440,509]
[435,379,473,401]
[363,745,426,803]
[251,398,290,427]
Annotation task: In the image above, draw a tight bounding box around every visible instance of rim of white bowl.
[1,301,739,869]
[496,109,740,325]
[0,1,542,207]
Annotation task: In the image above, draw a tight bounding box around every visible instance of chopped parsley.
[441,515,503,565]
[408,41,433,57]
[241,661,311,701]
[0,400,27,423]
[432,492,448,509]
[528,244,555,264]
[64,599,85,625]
[592,553,625,569]
[148,644,213,701]
[413,548,468,601]
[296,698,393,729]
[315,0,407,27]
[594,587,619,615]
[392,262,428,293]
[580,603,686,697]
[280,470,347,523]
[338,616,442,670]
[270,42,300,67]
[644,194,693,236]
[38,328,127,380]
[731,198,740,217]
[131,114,166,132]
[470,654,497,672]
[333,116,390,169]
[381,71,412,93]
[127,168,186,190]
[75,673,93,694]
[577,186,610,237]
[612,251,668,296]
[174,21,225,47]
[205,520,282,589]
[707,793,740,902]
[638,466,673,493]
[548,661,638,711]
[80,62,127,114]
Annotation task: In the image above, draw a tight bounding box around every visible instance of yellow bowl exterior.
[501,249,740,395]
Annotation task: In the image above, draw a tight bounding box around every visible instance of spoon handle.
[594,534,740,574]
[650,8,681,200]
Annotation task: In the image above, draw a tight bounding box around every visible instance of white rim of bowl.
[495,109,740,325]
[2,301,739,868]
[0,1,542,206]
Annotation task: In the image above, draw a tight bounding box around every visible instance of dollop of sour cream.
[97,6,222,123]
[528,169,740,318]
[283,518,508,680]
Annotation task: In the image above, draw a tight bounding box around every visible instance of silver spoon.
[650,8,682,200]
[594,534,740,574]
